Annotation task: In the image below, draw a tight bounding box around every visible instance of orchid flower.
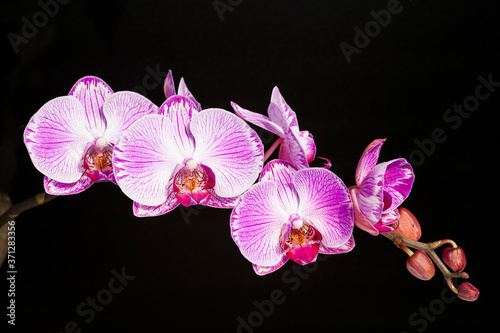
[231,87,318,170]
[230,159,354,276]
[112,95,264,217]
[350,139,415,235]
[24,76,158,195]
[163,70,201,111]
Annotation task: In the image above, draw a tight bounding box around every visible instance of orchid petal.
[376,209,400,233]
[178,78,201,111]
[294,168,354,249]
[230,181,288,267]
[355,138,386,186]
[297,130,316,163]
[350,186,380,236]
[24,96,93,183]
[269,86,299,131]
[205,190,240,209]
[230,102,284,137]
[259,160,299,215]
[102,91,158,145]
[163,70,176,99]
[113,114,183,206]
[68,76,113,138]
[133,190,180,217]
[191,108,264,198]
[252,256,289,276]
[382,158,415,212]
[319,234,355,255]
[43,174,94,196]
[158,96,197,157]
[268,103,309,170]
[356,162,388,224]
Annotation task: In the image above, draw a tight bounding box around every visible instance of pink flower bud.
[406,250,435,281]
[457,282,479,302]
[442,246,466,272]
[393,207,422,241]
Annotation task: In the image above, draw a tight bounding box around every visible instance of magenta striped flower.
[112,95,264,217]
[231,87,316,170]
[23,76,158,195]
[230,159,354,275]
[350,139,415,235]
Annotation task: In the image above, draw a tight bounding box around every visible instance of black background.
[1,1,497,332]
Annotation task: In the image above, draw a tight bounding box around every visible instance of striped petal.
[269,102,309,170]
[191,108,264,198]
[68,76,113,138]
[133,189,180,217]
[356,162,387,225]
[112,114,183,206]
[294,168,354,249]
[269,86,299,131]
[178,77,201,111]
[376,209,400,233]
[350,186,380,236]
[252,256,289,276]
[230,181,288,266]
[102,91,158,145]
[205,190,240,209]
[231,101,284,137]
[163,70,176,99]
[297,130,316,163]
[382,158,415,212]
[24,96,93,183]
[320,234,355,255]
[158,95,197,158]
[355,138,386,186]
[259,159,299,215]
[43,174,94,196]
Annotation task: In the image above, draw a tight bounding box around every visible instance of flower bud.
[406,250,435,281]
[442,246,466,272]
[457,282,479,302]
[393,207,421,241]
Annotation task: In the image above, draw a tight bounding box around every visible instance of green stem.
[0,192,57,228]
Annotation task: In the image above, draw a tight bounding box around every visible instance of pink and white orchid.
[350,139,415,235]
[112,95,264,217]
[231,87,317,170]
[230,159,354,276]
[24,76,158,195]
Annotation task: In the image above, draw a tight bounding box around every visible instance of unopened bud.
[442,246,466,272]
[457,282,479,302]
[406,250,435,281]
[393,207,421,241]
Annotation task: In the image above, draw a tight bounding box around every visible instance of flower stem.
[381,231,469,293]
[0,192,57,228]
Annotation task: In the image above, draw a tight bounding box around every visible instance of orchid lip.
[283,216,323,265]
[83,137,114,182]
[173,159,216,206]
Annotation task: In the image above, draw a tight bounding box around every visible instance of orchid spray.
[0,71,479,305]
